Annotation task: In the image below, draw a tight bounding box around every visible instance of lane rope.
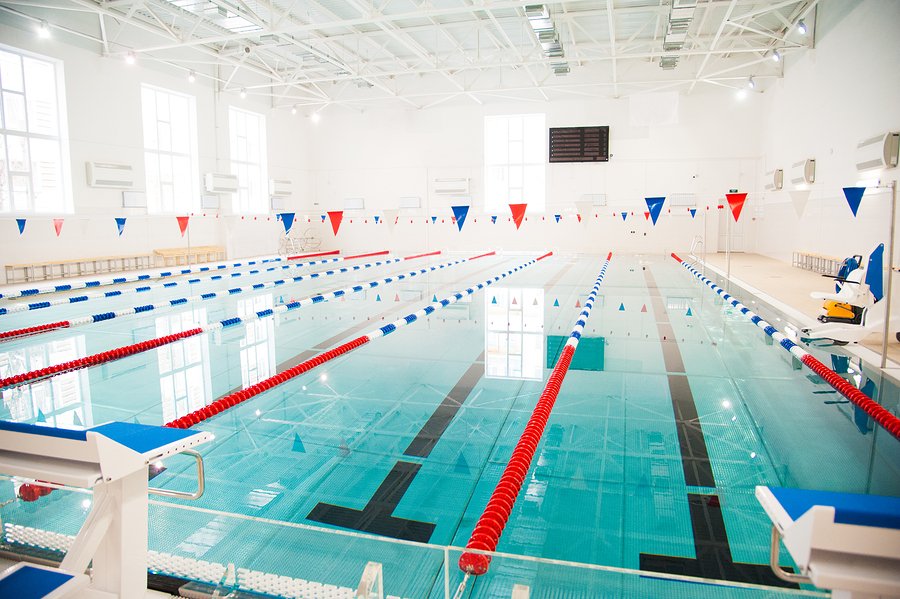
[164,250,547,430]
[17,250,546,502]
[0,250,340,301]
[0,252,474,390]
[672,253,900,442]
[0,251,391,317]
[456,252,612,577]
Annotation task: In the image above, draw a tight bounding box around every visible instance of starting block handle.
[148,450,205,500]
[769,526,811,585]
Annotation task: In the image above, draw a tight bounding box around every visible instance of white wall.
[11,2,896,279]
[754,0,900,266]
[0,20,311,280]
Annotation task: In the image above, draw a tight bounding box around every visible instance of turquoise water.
[0,253,897,598]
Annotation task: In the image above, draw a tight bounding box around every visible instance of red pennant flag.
[509,203,527,229]
[725,193,748,222]
[176,215,190,237]
[644,211,650,221]
[327,211,344,235]
[53,218,64,237]
[576,214,582,223]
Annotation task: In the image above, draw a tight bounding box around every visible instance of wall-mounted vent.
[86,162,134,188]
[856,132,900,172]
[790,159,815,186]
[434,178,469,195]
[765,168,784,191]
[269,179,292,197]
[581,193,607,206]
[398,196,421,209]
[344,197,365,210]
[549,126,609,162]
[204,173,239,193]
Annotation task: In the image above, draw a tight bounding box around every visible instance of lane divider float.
[0,251,478,389]
[0,250,340,301]
[165,250,543,430]
[457,252,612,579]
[0,251,399,341]
[672,253,900,441]
[0,251,389,317]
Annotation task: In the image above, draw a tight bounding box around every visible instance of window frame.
[483,113,546,215]
[140,83,200,214]
[0,42,72,215]
[228,105,268,215]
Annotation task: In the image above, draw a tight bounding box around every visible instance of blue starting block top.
[769,487,900,530]
[0,563,86,599]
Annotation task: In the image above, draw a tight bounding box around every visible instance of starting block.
[0,420,213,598]
[756,486,900,599]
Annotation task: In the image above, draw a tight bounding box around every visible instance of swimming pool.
[1,251,898,598]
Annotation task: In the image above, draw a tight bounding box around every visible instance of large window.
[141,84,199,213]
[229,106,267,214]
[484,114,545,214]
[0,45,71,213]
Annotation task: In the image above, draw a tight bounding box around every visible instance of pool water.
[1,252,897,598]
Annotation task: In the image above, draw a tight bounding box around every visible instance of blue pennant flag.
[278,212,295,234]
[16,218,26,235]
[374,215,380,224]
[866,244,884,302]
[431,216,437,224]
[645,197,665,225]
[689,208,697,219]
[554,214,561,223]
[451,205,469,231]
[620,212,627,221]
[491,215,497,224]
[320,214,327,222]
[842,187,866,217]
[115,217,127,236]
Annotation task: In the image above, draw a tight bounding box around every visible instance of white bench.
[756,485,900,598]
[0,420,212,598]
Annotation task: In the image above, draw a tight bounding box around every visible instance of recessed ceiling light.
[188,71,196,83]
[310,112,321,123]
[37,21,50,39]
[240,88,247,99]
[125,51,136,65]
[291,105,297,115]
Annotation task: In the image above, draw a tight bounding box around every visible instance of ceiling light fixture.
[291,105,297,115]
[736,88,748,100]
[125,51,136,65]
[771,49,781,62]
[239,88,247,99]
[310,112,321,123]
[37,21,50,39]
[747,76,756,89]
[188,71,196,83]
[797,20,807,35]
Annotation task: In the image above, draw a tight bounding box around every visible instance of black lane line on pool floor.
[307,355,485,542]
[639,269,798,588]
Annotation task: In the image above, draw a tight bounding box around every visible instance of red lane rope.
[343,250,390,260]
[459,344,576,575]
[403,251,442,260]
[0,321,70,341]
[285,250,340,260]
[0,328,203,389]
[166,336,370,429]
[801,355,900,440]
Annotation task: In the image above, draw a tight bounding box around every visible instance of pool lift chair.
[801,245,886,345]
[0,420,212,598]
[756,486,900,598]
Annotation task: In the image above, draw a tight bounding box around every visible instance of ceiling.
[0,0,819,112]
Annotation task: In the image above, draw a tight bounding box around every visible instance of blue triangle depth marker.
[292,433,306,453]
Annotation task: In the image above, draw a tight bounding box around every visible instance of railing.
[0,478,828,599]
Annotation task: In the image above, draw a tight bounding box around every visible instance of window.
[238,294,276,389]
[0,44,71,213]
[141,84,199,213]
[485,287,544,380]
[156,308,211,423]
[484,114,545,214]
[229,106,267,214]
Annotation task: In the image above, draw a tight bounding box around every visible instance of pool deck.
[699,252,900,376]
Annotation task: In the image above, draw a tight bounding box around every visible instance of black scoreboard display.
[549,126,609,163]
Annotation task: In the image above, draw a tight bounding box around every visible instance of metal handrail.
[148,449,205,500]
[768,526,812,585]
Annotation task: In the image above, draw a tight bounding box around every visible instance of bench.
[0,420,212,598]
[153,245,225,267]
[5,253,153,284]
[756,485,900,596]
[792,251,841,276]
